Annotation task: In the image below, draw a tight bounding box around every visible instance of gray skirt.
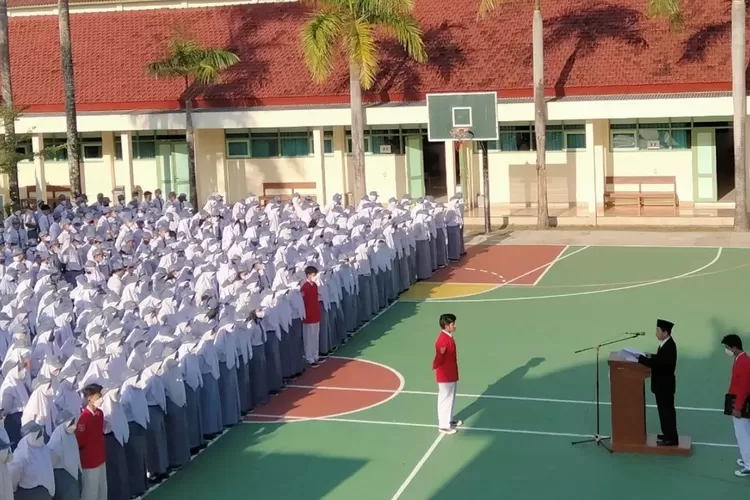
[53,468,78,500]
[218,361,241,427]
[250,344,269,407]
[184,383,205,448]
[399,253,410,292]
[447,225,461,261]
[369,272,379,312]
[105,432,130,500]
[436,228,447,267]
[237,355,251,413]
[416,240,432,280]
[15,486,52,500]
[429,236,437,271]
[408,247,418,284]
[165,399,191,467]
[290,319,304,375]
[125,421,147,496]
[145,405,169,476]
[199,373,223,436]
[335,302,346,343]
[265,331,283,392]
[318,302,330,355]
[279,327,293,379]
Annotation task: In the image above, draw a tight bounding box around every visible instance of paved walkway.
[466,229,750,248]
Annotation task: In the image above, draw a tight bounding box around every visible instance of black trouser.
[655,392,678,441]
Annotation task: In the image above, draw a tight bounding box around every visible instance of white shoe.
[451,420,463,428]
[439,428,457,435]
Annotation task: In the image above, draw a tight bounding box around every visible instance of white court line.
[532,244,569,285]
[241,415,737,449]
[426,247,724,303]
[284,384,722,413]
[409,245,590,301]
[471,240,750,250]
[390,433,446,500]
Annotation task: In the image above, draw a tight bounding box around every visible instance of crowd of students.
[0,189,466,499]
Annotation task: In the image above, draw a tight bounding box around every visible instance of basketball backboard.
[426,92,499,142]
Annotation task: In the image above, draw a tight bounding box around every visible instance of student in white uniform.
[0,421,12,500]
[47,410,81,500]
[9,421,55,500]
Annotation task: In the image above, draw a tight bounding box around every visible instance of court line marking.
[469,240,750,250]
[532,244,570,285]
[240,415,737,449]
[244,356,405,424]
[415,247,724,303]
[408,245,590,301]
[281,384,722,413]
[390,433,446,500]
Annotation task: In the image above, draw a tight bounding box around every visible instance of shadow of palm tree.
[543,4,649,97]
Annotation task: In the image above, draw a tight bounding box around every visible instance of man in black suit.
[638,319,678,446]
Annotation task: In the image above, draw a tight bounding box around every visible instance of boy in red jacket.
[301,265,321,367]
[722,334,750,477]
[433,313,462,435]
[76,383,108,500]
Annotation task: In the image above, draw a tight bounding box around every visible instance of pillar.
[588,119,608,218]
[445,141,457,199]
[312,128,327,203]
[119,132,134,199]
[31,134,46,204]
[333,126,351,206]
[101,132,117,197]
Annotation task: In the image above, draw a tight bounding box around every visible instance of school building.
[3,0,748,225]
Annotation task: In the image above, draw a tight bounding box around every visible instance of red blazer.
[301,281,321,324]
[75,407,106,469]
[432,331,458,383]
[729,352,750,411]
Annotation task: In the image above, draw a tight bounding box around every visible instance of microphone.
[628,332,646,336]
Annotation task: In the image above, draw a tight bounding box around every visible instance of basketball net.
[450,127,472,151]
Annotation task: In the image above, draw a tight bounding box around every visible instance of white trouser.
[734,417,750,466]
[437,382,457,429]
[302,322,320,364]
[81,463,108,500]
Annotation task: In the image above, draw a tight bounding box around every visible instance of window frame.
[609,119,692,151]
[487,122,587,152]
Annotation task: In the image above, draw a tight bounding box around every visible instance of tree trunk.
[349,61,366,204]
[58,0,82,199]
[731,0,748,231]
[532,2,549,229]
[0,0,18,210]
[185,97,198,207]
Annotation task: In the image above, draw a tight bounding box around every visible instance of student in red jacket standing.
[76,383,108,500]
[301,265,321,367]
[722,334,750,477]
[432,314,462,435]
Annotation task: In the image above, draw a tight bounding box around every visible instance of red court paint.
[429,245,566,285]
[245,357,402,422]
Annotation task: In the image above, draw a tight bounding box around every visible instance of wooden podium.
[608,352,692,456]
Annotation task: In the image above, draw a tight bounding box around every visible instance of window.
[488,122,586,152]
[251,132,279,158]
[324,131,333,154]
[133,135,156,159]
[346,134,373,154]
[43,137,67,162]
[280,131,310,157]
[81,137,103,160]
[345,128,404,154]
[15,140,32,160]
[610,120,692,150]
[114,137,123,160]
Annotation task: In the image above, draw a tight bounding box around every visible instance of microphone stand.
[570,333,643,453]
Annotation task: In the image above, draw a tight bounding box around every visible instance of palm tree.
[147,31,239,207]
[0,0,19,208]
[301,0,427,202]
[58,0,82,198]
[478,0,684,229]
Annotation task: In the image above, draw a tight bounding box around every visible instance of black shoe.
[657,434,665,440]
[657,439,678,447]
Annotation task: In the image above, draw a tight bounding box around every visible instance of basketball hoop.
[450,127,473,151]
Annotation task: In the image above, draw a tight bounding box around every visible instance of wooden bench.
[604,176,678,215]
[260,182,317,204]
[24,185,72,207]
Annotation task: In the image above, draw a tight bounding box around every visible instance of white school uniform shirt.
[214,325,238,370]
[47,423,81,479]
[161,361,187,408]
[177,342,204,391]
[0,428,12,500]
[0,367,30,413]
[196,334,221,379]
[101,391,130,445]
[121,377,150,429]
[140,364,167,412]
[9,436,55,496]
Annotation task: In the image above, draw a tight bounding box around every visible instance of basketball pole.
[480,140,491,233]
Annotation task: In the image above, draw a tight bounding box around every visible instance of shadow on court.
[424,328,748,500]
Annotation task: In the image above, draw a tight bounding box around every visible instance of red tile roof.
[7,0,745,112]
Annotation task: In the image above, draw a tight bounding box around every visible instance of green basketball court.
[142,239,750,500]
